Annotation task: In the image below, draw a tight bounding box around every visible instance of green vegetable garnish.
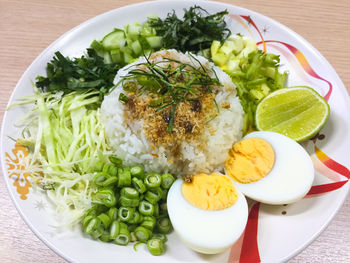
[135,226,152,242]
[211,35,288,132]
[35,48,119,101]
[147,238,165,256]
[114,222,130,246]
[148,6,230,53]
[144,173,162,189]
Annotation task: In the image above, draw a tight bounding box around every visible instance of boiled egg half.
[225,131,314,204]
[167,173,248,254]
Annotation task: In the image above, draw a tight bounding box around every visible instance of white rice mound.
[101,49,244,175]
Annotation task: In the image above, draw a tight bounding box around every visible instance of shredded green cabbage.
[18,88,111,227]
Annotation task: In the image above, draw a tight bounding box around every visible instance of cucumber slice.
[126,23,142,41]
[102,29,126,50]
[146,36,163,49]
[123,52,134,64]
[90,40,104,52]
[110,49,123,64]
[103,52,112,64]
[131,40,142,56]
[141,25,156,37]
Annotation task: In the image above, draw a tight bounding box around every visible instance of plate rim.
[1,1,350,262]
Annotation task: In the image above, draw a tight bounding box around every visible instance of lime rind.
[255,86,330,142]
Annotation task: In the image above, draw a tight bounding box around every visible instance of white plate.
[2,1,350,262]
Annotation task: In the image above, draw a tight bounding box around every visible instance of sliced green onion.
[109,155,123,166]
[119,93,129,104]
[141,216,156,230]
[99,232,111,242]
[153,203,159,217]
[109,220,120,240]
[92,188,117,207]
[147,238,165,256]
[160,202,168,214]
[102,176,118,187]
[83,215,94,229]
[139,200,154,216]
[144,173,162,189]
[161,189,168,200]
[97,213,112,228]
[135,226,151,242]
[132,177,147,193]
[92,172,110,186]
[91,225,104,239]
[103,163,118,176]
[84,217,101,235]
[152,233,167,243]
[94,161,104,172]
[129,211,141,224]
[145,188,162,204]
[130,231,137,242]
[84,207,97,217]
[119,196,140,207]
[149,98,163,107]
[118,207,134,222]
[114,222,130,246]
[156,217,171,234]
[130,166,145,179]
[118,167,131,187]
[123,81,137,92]
[108,207,118,221]
[121,187,139,199]
[128,224,138,232]
[133,242,143,251]
[161,173,175,189]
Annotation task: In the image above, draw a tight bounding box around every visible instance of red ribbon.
[307,180,348,195]
[239,202,261,263]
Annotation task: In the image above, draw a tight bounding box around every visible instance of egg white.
[167,177,248,254]
[231,131,315,205]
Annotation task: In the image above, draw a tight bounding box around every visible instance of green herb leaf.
[148,6,230,53]
[35,49,120,101]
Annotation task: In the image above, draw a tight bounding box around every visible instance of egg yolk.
[182,173,238,210]
[225,138,275,184]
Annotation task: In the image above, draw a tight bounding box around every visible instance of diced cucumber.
[225,58,240,72]
[146,36,163,49]
[123,52,134,64]
[103,52,112,64]
[141,25,156,37]
[220,40,235,55]
[231,36,246,54]
[138,36,151,50]
[126,23,141,40]
[90,40,104,52]
[211,40,221,56]
[120,45,133,55]
[238,41,258,58]
[125,23,141,35]
[110,49,123,64]
[131,40,142,56]
[212,53,228,67]
[102,29,126,50]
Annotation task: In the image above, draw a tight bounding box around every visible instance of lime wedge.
[255,86,330,142]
